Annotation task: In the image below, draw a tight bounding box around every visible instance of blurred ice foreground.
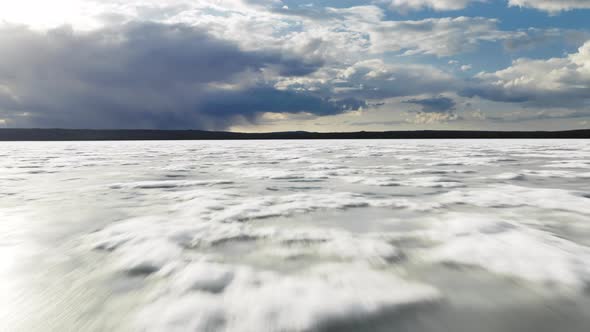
[1,139,590,331]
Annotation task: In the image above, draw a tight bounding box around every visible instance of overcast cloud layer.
[0,0,589,131]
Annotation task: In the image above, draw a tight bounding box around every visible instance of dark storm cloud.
[459,85,590,107]
[459,86,531,103]
[0,22,353,129]
[404,96,456,113]
[196,87,366,127]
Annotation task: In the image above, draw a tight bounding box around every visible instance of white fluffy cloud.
[0,2,558,61]
[366,16,507,56]
[413,111,460,124]
[388,0,590,13]
[187,5,510,60]
[464,40,590,106]
[277,59,457,100]
[508,0,590,13]
[388,0,476,12]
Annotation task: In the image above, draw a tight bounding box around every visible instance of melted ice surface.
[1,140,590,331]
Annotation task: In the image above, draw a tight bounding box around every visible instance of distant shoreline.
[0,128,589,141]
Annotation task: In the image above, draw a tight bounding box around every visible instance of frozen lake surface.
[1,139,590,331]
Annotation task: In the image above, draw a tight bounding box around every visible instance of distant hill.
[0,128,589,141]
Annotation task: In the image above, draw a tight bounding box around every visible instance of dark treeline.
[0,128,589,141]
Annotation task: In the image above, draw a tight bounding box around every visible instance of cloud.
[1,1,588,131]
[199,5,517,59]
[388,0,590,13]
[11,2,560,62]
[198,87,365,118]
[403,95,460,124]
[388,0,477,12]
[386,0,590,13]
[339,60,457,97]
[508,0,590,13]
[278,59,458,100]
[461,40,590,107]
[349,120,407,126]
[404,96,456,113]
[366,16,509,57]
[412,111,460,124]
[302,8,512,57]
[0,22,362,129]
[486,109,590,123]
[503,28,590,52]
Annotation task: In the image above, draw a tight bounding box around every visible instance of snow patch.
[426,214,590,289]
[138,263,440,332]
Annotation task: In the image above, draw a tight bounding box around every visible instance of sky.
[0,0,589,132]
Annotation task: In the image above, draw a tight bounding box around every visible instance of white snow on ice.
[2,139,590,331]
